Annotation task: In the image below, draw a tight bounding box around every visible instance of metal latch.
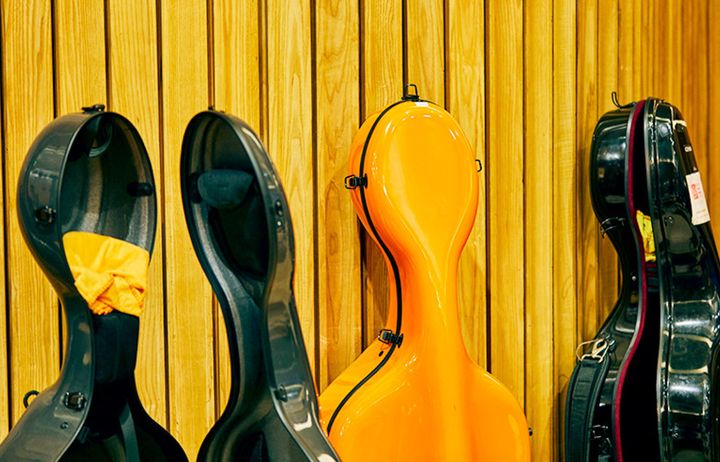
[378,329,403,347]
[63,391,87,411]
[344,174,367,189]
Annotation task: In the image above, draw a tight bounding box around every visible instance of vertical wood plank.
[576,0,599,343]
[360,0,403,348]
[709,0,720,227]
[1,0,58,424]
[524,0,553,458]
[54,0,106,113]
[638,0,655,97]
[665,0,682,104]
[211,0,262,416]
[681,0,709,176]
[266,0,315,367]
[160,0,214,456]
[405,0,444,105]
[553,0,577,459]
[0,2,8,436]
[486,0,524,402]
[315,0,362,390]
[446,0,487,367]
[618,0,637,102]
[596,0,619,321]
[106,0,167,425]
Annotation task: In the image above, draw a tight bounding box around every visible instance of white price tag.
[686,171,710,225]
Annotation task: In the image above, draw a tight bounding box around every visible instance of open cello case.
[180,110,339,461]
[317,86,531,461]
[0,105,187,461]
[566,96,720,461]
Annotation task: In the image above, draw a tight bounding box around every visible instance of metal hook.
[23,390,39,408]
[402,84,420,101]
[611,91,622,108]
[575,338,609,362]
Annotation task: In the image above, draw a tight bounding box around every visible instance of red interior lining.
[613,100,647,462]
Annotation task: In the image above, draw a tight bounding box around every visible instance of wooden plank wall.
[0,1,717,460]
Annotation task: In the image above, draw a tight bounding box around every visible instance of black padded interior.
[198,169,253,209]
[618,112,661,461]
[191,119,270,303]
[60,114,154,251]
[93,312,139,384]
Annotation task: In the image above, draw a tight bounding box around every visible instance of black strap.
[119,402,141,462]
[565,354,611,462]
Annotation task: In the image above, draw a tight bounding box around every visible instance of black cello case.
[566,97,720,462]
[0,105,187,461]
[180,110,340,461]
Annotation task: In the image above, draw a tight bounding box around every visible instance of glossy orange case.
[318,98,531,461]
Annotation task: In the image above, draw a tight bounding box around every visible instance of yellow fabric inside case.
[636,210,656,263]
[63,231,149,317]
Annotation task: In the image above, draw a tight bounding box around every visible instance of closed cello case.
[180,110,339,461]
[566,96,720,461]
[318,86,531,461]
[0,105,187,461]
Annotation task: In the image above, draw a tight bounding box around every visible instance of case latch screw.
[63,391,87,411]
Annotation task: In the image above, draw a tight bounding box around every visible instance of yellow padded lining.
[636,210,656,263]
[63,231,149,317]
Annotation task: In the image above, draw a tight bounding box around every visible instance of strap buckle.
[575,338,609,362]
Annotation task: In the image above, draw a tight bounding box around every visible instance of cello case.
[318,86,531,461]
[0,105,187,461]
[566,97,720,461]
[180,110,340,461]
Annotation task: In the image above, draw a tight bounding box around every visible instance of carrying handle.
[402,84,420,101]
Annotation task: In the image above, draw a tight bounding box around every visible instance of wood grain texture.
[665,0,683,104]
[359,0,402,347]
[266,0,315,367]
[552,1,577,458]
[576,0,600,343]
[618,0,639,101]
[315,0,362,390]
[106,0,167,425]
[159,0,214,456]
[211,0,262,416]
[0,3,7,435]
[405,0,444,105]
[446,0,487,367]
[1,0,59,424]
[486,0,524,402]
[681,0,709,176]
[596,0,619,322]
[54,0,106,113]
[523,0,553,458]
[709,0,720,227]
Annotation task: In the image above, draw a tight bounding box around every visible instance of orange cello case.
[318,87,531,461]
